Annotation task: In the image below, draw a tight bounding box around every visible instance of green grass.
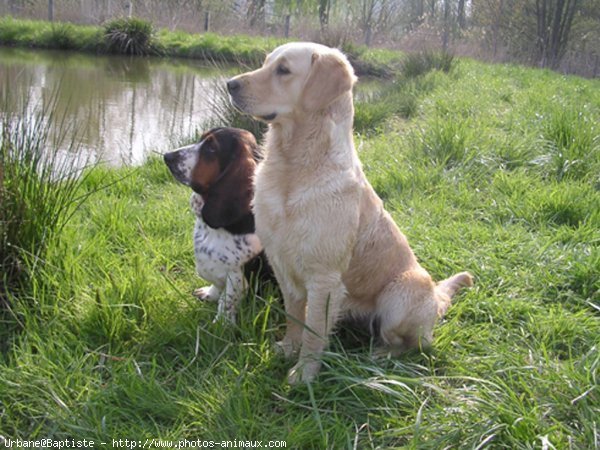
[102,17,157,56]
[0,17,395,75]
[400,50,455,78]
[0,93,93,328]
[1,52,599,448]
[354,51,457,135]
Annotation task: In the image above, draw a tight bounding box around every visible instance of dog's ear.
[201,133,257,230]
[301,51,356,112]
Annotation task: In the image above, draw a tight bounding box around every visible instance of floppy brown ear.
[301,51,356,112]
[201,141,256,231]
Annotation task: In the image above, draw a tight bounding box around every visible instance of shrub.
[354,80,420,134]
[39,23,77,50]
[539,108,599,182]
[0,96,91,302]
[417,119,475,169]
[103,17,157,56]
[0,16,26,45]
[354,98,395,134]
[401,50,455,78]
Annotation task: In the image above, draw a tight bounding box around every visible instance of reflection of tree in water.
[103,55,151,83]
[0,48,229,165]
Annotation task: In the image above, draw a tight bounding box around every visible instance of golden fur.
[228,42,473,383]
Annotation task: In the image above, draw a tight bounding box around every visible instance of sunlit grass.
[0,17,396,75]
[0,92,95,350]
[0,50,598,449]
[103,17,157,56]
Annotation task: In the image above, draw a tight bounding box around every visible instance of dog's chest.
[253,167,306,234]
[253,161,359,258]
[190,194,262,277]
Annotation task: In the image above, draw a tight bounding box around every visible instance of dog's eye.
[201,145,216,156]
[276,64,290,75]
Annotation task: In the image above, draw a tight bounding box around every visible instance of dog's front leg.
[272,263,307,359]
[216,268,246,323]
[288,272,346,384]
[193,284,222,302]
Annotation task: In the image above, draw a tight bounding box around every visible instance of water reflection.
[0,47,231,165]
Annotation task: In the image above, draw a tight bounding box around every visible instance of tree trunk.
[457,0,466,29]
[248,0,266,28]
[319,0,330,31]
[442,0,450,50]
[536,0,580,69]
[492,0,505,58]
[362,0,375,46]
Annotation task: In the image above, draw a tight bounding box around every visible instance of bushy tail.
[435,271,473,316]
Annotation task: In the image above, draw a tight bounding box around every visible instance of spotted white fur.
[189,193,262,322]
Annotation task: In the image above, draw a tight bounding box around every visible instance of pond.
[0,47,234,165]
[1,47,383,166]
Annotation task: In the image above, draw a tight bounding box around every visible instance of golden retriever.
[227,42,473,384]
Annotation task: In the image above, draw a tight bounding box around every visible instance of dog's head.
[163,127,259,229]
[227,42,356,123]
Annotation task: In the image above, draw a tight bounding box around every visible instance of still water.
[1,47,383,166]
[1,47,233,165]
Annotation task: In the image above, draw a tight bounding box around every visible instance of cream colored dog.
[227,42,473,384]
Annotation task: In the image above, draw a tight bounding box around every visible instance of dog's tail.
[435,271,473,316]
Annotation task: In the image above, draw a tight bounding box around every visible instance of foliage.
[155,29,278,67]
[533,0,580,68]
[354,80,418,134]
[472,0,592,71]
[400,49,455,77]
[102,17,157,56]
[38,23,78,50]
[0,17,391,75]
[354,51,454,133]
[0,39,599,449]
[0,94,92,328]
[2,0,599,76]
[202,80,268,143]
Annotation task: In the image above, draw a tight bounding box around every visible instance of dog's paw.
[212,309,236,324]
[275,339,300,359]
[193,285,220,302]
[372,346,401,360]
[287,359,321,385]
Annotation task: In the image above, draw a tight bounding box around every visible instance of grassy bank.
[0,94,93,341]
[1,54,599,448]
[0,16,396,76]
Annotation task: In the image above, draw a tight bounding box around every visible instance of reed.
[102,17,158,56]
[0,93,91,323]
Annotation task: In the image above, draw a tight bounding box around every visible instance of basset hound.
[164,127,272,322]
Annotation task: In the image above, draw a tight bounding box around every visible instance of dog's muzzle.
[227,78,246,112]
[259,113,277,121]
[226,78,276,121]
[226,79,241,94]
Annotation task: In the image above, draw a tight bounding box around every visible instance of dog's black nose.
[227,79,240,94]
[163,151,177,166]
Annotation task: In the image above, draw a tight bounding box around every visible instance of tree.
[534,0,580,68]
[248,0,266,28]
[350,0,403,46]
[457,0,466,29]
[319,0,331,31]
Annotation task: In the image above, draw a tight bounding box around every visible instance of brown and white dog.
[227,43,473,383]
[164,127,272,322]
